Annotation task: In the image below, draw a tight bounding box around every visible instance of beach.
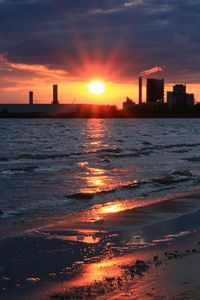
[1,190,200,299]
[1,118,200,299]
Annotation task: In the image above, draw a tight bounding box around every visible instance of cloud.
[10,62,68,79]
[0,0,200,84]
[0,53,73,96]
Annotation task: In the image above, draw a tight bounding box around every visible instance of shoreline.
[1,115,200,118]
[1,190,200,299]
[1,186,200,240]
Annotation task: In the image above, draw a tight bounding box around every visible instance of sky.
[0,0,200,107]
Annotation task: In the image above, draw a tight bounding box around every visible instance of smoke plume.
[140,66,164,76]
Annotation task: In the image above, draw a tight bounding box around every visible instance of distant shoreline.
[1,114,200,118]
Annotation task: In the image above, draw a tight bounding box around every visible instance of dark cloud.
[0,0,200,82]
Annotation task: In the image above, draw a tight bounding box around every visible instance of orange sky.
[1,81,199,109]
[0,56,199,108]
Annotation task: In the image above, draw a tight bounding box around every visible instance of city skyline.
[0,76,198,107]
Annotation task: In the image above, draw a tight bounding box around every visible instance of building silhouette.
[139,76,142,104]
[0,84,117,117]
[146,78,164,103]
[167,84,194,108]
[52,84,59,104]
[123,97,135,111]
[29,91,33,105]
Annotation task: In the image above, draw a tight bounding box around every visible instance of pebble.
[2,277,10,281]
[25,277,40,283]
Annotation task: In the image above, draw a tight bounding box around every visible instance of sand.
[1,191,200,299]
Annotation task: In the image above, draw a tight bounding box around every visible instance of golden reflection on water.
[87,167,105,175]
[76,119,140,223]
[88,141,102,146]
[100,202,131,214]
[83,258,122,283]
[58,235,101,244]
[79,166,113,194]
[78,119,134,195]
[78,162,88,167]
[85,201,138,223]
[46,229,104,244]
[80,120,110,193]
[65,252,148,290]
[67,256,127,288]
[82,119,108,147]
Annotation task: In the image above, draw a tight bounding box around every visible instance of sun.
[88,81,105,95]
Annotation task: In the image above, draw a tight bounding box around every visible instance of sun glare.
[88,81,105,95]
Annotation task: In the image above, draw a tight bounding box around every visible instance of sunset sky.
[0,0,200,107]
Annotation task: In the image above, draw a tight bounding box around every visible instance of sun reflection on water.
[77,119,133,196]
[79,166,113,194]
[99,203,129,214]
[82,201,138,224]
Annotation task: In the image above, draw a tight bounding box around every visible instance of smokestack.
[29,91,33,105]
[139,76,142,104]
[52,84,59,104]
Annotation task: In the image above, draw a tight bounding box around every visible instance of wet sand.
[1,192,200,299]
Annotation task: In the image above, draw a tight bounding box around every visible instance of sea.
[1,118,200,236]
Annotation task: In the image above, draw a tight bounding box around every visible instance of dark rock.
[135,260,149,272]
[153,256,162,266]
[105,277,114,283]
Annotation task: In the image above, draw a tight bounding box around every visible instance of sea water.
[0,118,200,234]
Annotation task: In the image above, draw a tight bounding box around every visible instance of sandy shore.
[1,191,200,299]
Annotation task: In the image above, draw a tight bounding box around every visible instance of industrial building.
[0,84,117,116]
[167,84,194,108]
[146,78,164,103]
[138,76,142,104]
[123,97,135,111]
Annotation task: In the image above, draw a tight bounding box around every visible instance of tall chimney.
[139,76,142,104]
[52,84,59,104]
[29,91,33,105]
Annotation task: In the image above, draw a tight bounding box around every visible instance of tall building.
[173,84,187,107]
[167,84,194,108]
[167,91,174,108]
[187,94,195,107]
[146,78,164,103]
[173,84,186,94]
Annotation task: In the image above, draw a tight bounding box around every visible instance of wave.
[150,142,200,150]
[170,150,188,153]
[68,181,141,200]
[98,143,200,159]
[0,147,122,162]
[68,170,196,200]
[0,142,199,162]
[0,157,10,162]
[1,166,38,175]
[153,170,194,185]
[185,157,200,162]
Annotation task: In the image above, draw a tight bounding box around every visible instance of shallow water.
[1,118,200,234]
